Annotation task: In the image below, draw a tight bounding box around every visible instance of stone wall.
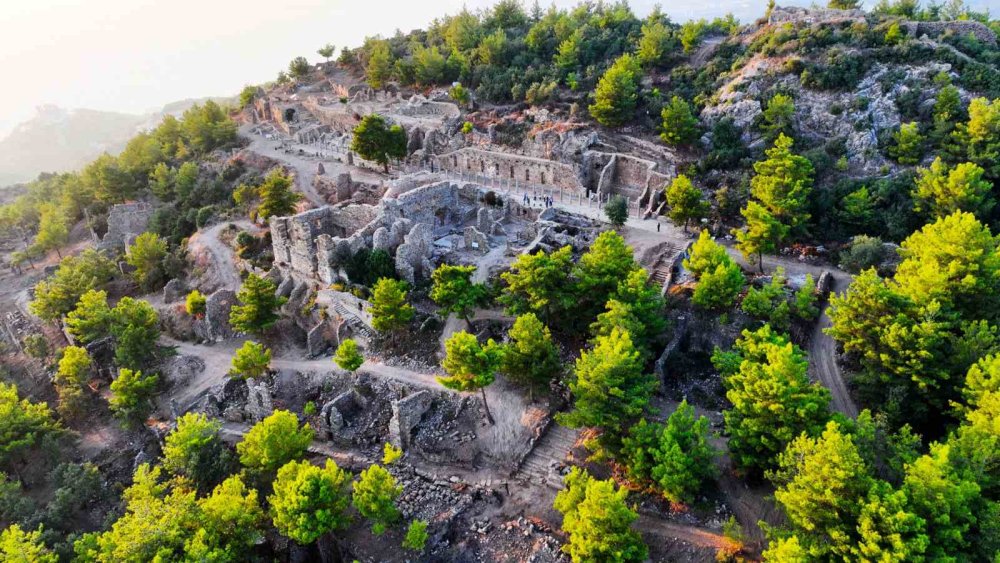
[389,390,435,450]
[586,151,673,211]
[434,148,584,196]
[271,181,509,285]
[101,202,154,251]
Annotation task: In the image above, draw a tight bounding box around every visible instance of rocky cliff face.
[698,7,997,178]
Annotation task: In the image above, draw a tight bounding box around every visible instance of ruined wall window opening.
[525,170,530,182]
[284,108,296,122]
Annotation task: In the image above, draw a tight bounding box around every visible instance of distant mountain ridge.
[0,97,235,188]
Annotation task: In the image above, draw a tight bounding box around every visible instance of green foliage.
[109,368,159,426]
[500,245,574,323]
[693,260,745,310]
[621,401,717,503]
[288,56,311,79]
[370,278,415,333]
[953,97,1000,179]
[229,340,271,380]
[32,204,68,258]
[838,235,887,274]
[558,328,657,451]
[185,290,206,317]
[65,289,111,344]
[430,264,487,321]
[741,268,790,329]
[269,459,352,544]
[749,133,814,231]
[793,274,819,321]
[22,334,49,359]
[229,274,286,334]
[902,443,979,560]
[238,86,258,110]
[768,421,876,559]
[55,346,91,418]
[889,122,924,165]
[719,326,831,474]
[366,41,393,89]
[912,157,993,219]
[162,413,231,491]
[402,519,429,551]
[604,195,629,227]
[735,201,788,271]
[896,211,1000,321]
[29,250,116,322]
[660,96,700,146]
[553,468,647,563]
[932,84,963,141]
[760,93,795,143]
[108,297,160,370]
[449,83,471,106]
[383,443,403,465]
[604,269,667,352]
[684,229,729,278]
[461,121,474,134]
[189,475,266,561]
[334,339,364,372]
[126,232,168,290]
[439,332,500,416]
[637,19,674,68]
[0,383,61,472]
[237,410,313,472]
[499,313,561,392]
[317,43,336,61]
[352,464,402,534]
[884,22,905,45]
[256,169,301,221]
[589,54,642,127]
[828,0,860,8]
[574,230,639,320]
[350,114,407,171]
[0,524,57,563]
[665,175,708,230]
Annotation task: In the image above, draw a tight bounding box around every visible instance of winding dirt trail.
[186,220,260,292]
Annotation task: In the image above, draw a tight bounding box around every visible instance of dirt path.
[162,336,449,411]
[240,125,384,207]
[186,220,260,292]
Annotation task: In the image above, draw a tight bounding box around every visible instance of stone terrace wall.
[434,148,583,195]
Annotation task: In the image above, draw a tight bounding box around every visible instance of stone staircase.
[515,423,581,489]
[332,302,376,339]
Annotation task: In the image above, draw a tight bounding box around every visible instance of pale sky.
[5,0,983,138]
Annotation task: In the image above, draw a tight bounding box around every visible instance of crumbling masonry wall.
[434,148,583,196]
[271,181,507,285]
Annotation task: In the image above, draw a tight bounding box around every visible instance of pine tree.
[269,459,351,544]
[720,326,831,474]
[760,93,795,143]
[554,468,647,563]
[229,274,287,334]
[350,114,407,172]
[749,133,813,230]
[237,410,313,473]
[665,175,708,231]
[589,54,642,127]
[256,169,301,221]
[558,328,657,452]
[367,41,393,89]
[499,313,561,394]
[352,464,402,534]
[333,338,364,372]
[370,278,415,334]
[229,341,272,380]
[660,96,700,146]
[889,122,924,165]
[109,368,159,426]
[500,245,574,323]
[32,204,68,258]
[735,201,788,273]
[439,331,501,423]
[912,157,993,219]
[430,264,486,322]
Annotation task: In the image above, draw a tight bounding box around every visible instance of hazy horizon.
[0,0,990,140]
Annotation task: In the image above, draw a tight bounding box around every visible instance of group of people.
[523,193,555,209]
